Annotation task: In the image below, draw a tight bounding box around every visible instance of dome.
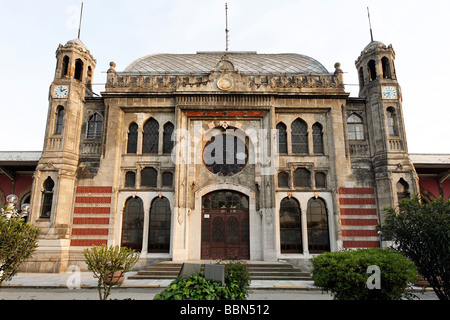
[65,38,87,48]
[364,41,385,50]
[123,52,329,75]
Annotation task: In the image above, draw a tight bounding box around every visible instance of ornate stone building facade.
[23,38,420,272]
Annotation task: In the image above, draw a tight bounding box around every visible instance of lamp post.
[1,194,30,220]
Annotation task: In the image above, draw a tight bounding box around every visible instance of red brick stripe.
[339,198,376,205]
[74,207,110,214]
[76,186,112,194]
[70,239,108,247]
[341,219,378,226]
[246,111,264,117]
[343,241,379,248]
[75,197,111,204]
[340,208,377,215]
[73,218,109,225]
[72,228,109,236]
[338,188,374,194]
[186,111,203,116]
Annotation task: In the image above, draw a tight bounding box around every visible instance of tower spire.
[367,7,374,42]
[77,2,84,39]
[225,3,229,51]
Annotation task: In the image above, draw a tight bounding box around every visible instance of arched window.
[291,118,308,154]
[279,197,302,253]
[54,106,65,135]
[127,123,138,154]
[396,178,410,202]
[148,197,171,252]
[276,122,287,154]
[121,197,144,251]
[386,107,398,136]
[141,167,157,188]
[294,168,311,188]
[74,59,83,81]
[312,123,324,154]
[307,198,330,253]
[347,113,364,141]
[368,59,377,81]
[40,177,54,219]
[143,118,159,154]
[87,113,103,138]
[278,171,289,188]
[163,122,174,154]
[125,171,136,188]
[358,67,364,87]
[61,56,69,78]
[315,172,326,188]
[382,57,391,79]
[162,172,173,188]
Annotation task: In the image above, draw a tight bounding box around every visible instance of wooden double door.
[201,190,250,260]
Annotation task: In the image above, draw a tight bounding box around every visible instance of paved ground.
[0,271,438,301]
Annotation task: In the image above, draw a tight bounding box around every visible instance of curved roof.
[123,52,329,75]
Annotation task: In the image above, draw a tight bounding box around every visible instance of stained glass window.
[291,118,308,154]
[143,118,159,154]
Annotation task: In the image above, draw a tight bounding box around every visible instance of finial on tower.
[367,7,374,42]
[225,3,229,51]
[77,2,84,39]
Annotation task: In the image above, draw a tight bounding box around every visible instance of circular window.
[203,130,248,176]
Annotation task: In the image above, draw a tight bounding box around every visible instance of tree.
[0,211,41,286]
[381,195,450,300]
[83,244,140,300]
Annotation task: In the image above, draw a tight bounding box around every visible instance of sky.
[0,0,449,154]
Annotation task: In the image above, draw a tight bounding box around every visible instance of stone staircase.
[128,261,312,281]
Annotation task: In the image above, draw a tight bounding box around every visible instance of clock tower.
[29,38,96,272]
[355,41,418,228]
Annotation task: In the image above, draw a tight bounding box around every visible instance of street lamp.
[1,194,30,220]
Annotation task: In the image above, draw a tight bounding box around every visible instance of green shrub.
[0,216,41,285]
[154,260,251,300]
[311,248,418,300]
[83,244,140,300]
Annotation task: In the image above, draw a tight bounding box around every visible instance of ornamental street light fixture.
[1,194,30,220]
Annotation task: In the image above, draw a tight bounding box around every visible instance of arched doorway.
[279,196,302,253]
[201,190,249,259]
[148,196,171,253]
[121,197,144,251]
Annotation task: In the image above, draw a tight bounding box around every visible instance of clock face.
[382,86,397,99]
[54,85,69,98]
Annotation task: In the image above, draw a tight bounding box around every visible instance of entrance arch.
[201,190,250,259]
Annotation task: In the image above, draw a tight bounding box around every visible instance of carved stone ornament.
[217,77,233,90]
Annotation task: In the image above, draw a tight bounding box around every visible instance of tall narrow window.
[294,168,311,188]
[148,197,171,252]
[278,171,289,188]
[307,198,330,253]
[125,171,136,188]
[61,56,69,78]
[74,59,83,81]
[141,167,157,188]
[382,57,391,79]
[54,106,65,135]
[87,113,103,138]
[368,59,377,81]
[162,172,173,187]
[387,107,398,136]
[127,123,138,154]
[315,172,326,188]
[358,67,364,87]
[279,197,302,253]
[163,122,174,154]
[40,177,54,219]
[143,118,159,154]
[347,114,364,140]
[276,122,287,154]
[121,197,144,251]
[291,118,308,154]
[312,123,324,154]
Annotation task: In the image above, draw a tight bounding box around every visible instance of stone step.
[128,261,312,281]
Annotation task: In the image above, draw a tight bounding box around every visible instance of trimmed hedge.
[311,248,418,300]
